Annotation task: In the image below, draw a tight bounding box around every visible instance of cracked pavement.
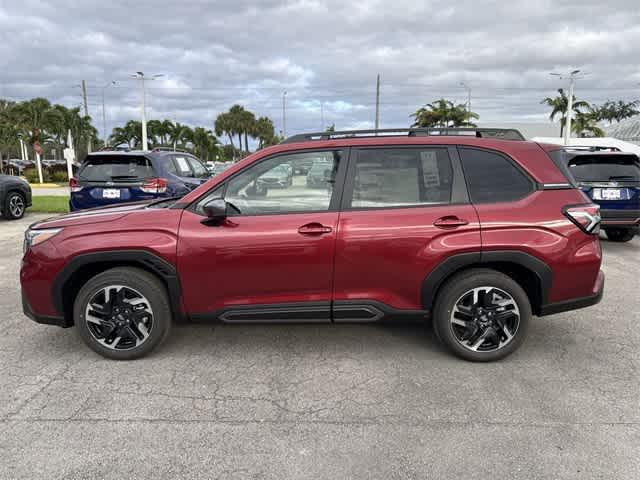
[1,214,639,479]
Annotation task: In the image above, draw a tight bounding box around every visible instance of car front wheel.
[74,267,172,360]
[432,269,531,362]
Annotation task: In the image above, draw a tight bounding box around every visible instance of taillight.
[141,178,168,194]
[563,203,601,234]
[69,177,81,193]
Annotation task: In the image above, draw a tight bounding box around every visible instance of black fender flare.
[52,250,182,322]
[421,250,552,312]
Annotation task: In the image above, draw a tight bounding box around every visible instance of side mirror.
[201,197,227,225]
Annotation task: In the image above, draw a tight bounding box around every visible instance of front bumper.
[539,270,605,316]
[22,290,69,327]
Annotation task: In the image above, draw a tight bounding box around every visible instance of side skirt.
[190,301,430,324]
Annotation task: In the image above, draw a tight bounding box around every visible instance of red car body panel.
[333,204,481,309]
[177,209,339,313]
[20,136,604,325]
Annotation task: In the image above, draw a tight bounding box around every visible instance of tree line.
[0,98,97,169]
[2,90,639,174]
[411,92,639,138]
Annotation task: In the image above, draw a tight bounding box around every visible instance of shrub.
[51,170,69,183]
[23,168,42,183]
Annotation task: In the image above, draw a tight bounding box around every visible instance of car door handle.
[298,223,333,235]
[434,216,469,228]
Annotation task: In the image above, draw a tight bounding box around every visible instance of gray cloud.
[1,0,639,140]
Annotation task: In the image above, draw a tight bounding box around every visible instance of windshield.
[78,155,155,182]
[568,157,640,183]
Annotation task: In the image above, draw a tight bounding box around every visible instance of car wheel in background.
[432,268,531,362]
[3,191,26,220]
[604,228,636,243]
[74,267,172,360]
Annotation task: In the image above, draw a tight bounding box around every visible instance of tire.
[432,268,531,362]
[604,228,636,243]
[3,191,26,220]
[74,267,172,360]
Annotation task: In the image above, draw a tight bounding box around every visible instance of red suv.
[20,128,604,361]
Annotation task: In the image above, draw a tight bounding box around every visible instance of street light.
[101,81,117,147]
[282,90,287,139]
[131,72,164,151]
[550,70,582,145]
[459,82,471,113]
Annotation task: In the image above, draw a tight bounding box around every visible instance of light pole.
[131,72,163,151]
[101,81,116,147]
[550,70,581,145]
[282,90,287,139]
[459,82,471,114]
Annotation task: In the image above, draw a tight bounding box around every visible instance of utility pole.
[131,72,163,151]
[375,74,380,130]
[101,81,116,147]
[81,80,91,153]
[282,90,287,139]
[550,70,581,145]
[460,82,471,114]
[320,101,324,130]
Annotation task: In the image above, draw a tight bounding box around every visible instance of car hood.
[0,175,28,186]
[31,200,154,229]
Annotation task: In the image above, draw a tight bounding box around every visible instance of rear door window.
[459,148,534,203]
[78,155,155,182]
[347,148,453,208]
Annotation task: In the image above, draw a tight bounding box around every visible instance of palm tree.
[214,112,236,151]
[541,88,590,137]
[191,127,219,161]
[166,122,192,150]
[110,120,142,148]
[252,116,277,149]
[572,111,605,137]
[411,98,478,128]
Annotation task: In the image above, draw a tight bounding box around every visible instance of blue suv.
[70,149,210,211]
[550,148,640,242]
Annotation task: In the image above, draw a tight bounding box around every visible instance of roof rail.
[282,127,525,144]
[151,146,190,154]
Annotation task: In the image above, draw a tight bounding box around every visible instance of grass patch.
[31,196,69,213]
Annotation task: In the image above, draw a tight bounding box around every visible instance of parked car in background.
[549,148,640,242]
[0,174,32,220]
[69,149,209,211]
[21,128,604,362]
[257,163,293,188]
[306,159,333,188]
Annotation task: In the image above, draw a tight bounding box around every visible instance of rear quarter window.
[459,147,534,203]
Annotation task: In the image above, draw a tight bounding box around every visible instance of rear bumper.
[539,270,604,316]
[600,209,640,228]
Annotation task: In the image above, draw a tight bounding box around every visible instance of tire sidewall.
[4,192,25,220]
[605,228,635,242]
[74,268,172,360]
[433,270,531,362]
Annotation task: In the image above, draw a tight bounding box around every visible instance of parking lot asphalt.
[1,214,639,479]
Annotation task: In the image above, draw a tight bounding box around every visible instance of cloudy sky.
[1,0,639,141]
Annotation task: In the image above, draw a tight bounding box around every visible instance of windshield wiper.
[609,175,638,180]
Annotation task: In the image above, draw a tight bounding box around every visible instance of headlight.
[23,228,62,253]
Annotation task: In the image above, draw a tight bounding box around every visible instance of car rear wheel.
[432,269,531,362]
[3,191,26,220]
[74,267,172,360]
[604,227,636,243]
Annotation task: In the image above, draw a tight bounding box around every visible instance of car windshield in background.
[78,155,155,182]
[568,156,640,183]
